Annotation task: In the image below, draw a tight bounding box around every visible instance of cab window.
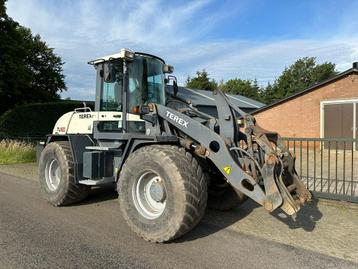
[101,81,122,111]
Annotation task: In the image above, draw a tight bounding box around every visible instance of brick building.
[253,63,358,142]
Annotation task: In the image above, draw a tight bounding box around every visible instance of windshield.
[128,55,166,112]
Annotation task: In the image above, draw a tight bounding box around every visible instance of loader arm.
[155,89,311,215]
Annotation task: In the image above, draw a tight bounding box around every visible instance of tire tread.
[118,145,207,242]
[39,141,89,206]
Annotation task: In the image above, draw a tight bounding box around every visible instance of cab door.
[97,79,124,133]
[94,61,145,138]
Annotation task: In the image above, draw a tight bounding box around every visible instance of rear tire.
[39,141,90,206]
[118,145,207,243]
[208,176,247,211]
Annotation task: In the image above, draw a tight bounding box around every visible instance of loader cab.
[89,48,173,135]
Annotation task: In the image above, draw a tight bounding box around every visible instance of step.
[85,146,120,151]
[79,177,115,186]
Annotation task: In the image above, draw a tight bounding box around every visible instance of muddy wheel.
[118,145,207,243]
[39,141,90,206]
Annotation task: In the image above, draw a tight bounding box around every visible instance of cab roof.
[88,48,165,65]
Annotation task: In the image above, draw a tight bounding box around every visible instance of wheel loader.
[38,48,311,242]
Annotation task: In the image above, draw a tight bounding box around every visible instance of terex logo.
[165,111,188,128]
[79,114,93,119]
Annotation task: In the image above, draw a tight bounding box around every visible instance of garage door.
[323,103,354,150]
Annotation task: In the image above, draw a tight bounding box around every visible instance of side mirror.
[167,75,178,97]
[103,62,116,83]
[173,80,178,97]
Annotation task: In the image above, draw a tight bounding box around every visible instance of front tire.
[118,145,207,242]
[39,141,90,206]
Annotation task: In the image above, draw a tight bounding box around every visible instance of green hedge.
[0,101,94,138]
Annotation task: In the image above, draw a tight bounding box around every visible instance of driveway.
[0,164,358,268]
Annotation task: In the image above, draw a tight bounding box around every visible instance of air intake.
[353,62,358,69]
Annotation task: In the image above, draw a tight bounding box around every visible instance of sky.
[6,0,358,100]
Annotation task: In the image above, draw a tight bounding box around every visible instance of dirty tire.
[118,145,207,243]
[208,177,247,211]
[39,141,90,206]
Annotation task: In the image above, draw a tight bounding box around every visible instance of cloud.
[6,0,358,100]
[183,39,358,85]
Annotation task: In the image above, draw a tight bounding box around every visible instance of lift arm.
[153,89,311,215]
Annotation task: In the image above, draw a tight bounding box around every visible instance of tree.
[185,70,218,91]
[259,82,275,104]
[221,78,261,100]
[0,0,5,16]
[0,0,66,114]
[261,57,337,104]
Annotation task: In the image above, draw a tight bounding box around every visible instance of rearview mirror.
[167,75,178,97]
[103,62,116,83]
[173,80,178,97]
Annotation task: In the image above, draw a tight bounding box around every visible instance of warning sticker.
[223,166,231,175]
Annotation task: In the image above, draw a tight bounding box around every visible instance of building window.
[321,99,358,150]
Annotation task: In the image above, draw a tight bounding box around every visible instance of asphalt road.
[0,173,356,269]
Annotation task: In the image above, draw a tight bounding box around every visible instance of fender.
[43,134,94,183]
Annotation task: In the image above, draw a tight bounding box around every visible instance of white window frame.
[320,99,358,150]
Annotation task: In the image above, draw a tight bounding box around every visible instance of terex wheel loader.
[38,48,311,242]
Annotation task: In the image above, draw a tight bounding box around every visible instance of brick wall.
[254,73,358,138]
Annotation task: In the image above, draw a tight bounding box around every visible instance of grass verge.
[0,139,36,164]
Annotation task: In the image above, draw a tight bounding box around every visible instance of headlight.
[120,48,135,60]
[163,64,174,73]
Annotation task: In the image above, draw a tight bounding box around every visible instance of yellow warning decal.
[223,166,231,175]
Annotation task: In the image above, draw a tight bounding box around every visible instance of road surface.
[0,173,356,269]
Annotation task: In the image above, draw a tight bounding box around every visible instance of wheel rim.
[132,170,167,220]
[45,158,61,192]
